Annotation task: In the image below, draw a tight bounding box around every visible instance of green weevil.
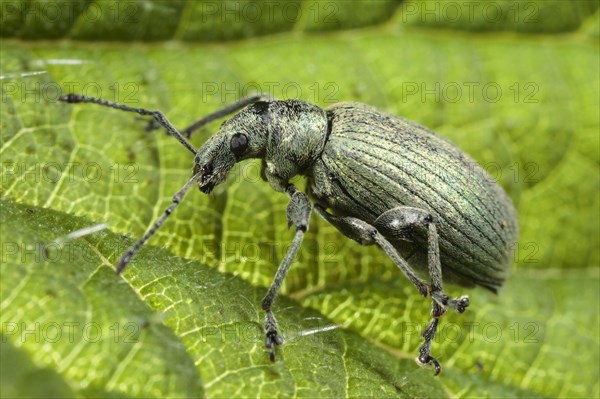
[59,93,519,375]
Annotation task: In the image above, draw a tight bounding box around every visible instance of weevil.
[59,93,518,375]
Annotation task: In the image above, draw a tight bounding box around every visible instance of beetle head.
[193,102,269,193]
[193,133,234,193]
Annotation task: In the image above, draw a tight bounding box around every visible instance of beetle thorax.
[262,100,328,191]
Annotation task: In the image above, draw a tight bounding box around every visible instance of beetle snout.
[192,155,215,193]
[196,163,215,193]
[200,164,214,183]
[193,135,236,194]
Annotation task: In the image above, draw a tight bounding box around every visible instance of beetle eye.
[230,133,248,157]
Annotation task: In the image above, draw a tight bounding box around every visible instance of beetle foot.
[265,329,284,362]
[417,350,442,376]
[432,292,469,314]
[448,295,470,313]
[264,310,284,361]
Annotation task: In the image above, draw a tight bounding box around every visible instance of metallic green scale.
[308,102,519,292]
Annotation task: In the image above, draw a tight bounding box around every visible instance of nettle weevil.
[60,93,519,375]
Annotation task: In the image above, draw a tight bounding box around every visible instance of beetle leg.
[417,221,469,374]
[313,205,430,297]
[418,301,444,375]
[181,94,274,138]
[424,222,470,313]
[373,207,470,374]
[261,185,311,361]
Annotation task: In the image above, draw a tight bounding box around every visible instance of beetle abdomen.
[308,102,519,291]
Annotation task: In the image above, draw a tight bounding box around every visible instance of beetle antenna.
[59,94,197,155]
[115,171,202,274]
[181,93,274,138]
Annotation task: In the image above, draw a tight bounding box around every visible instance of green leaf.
[1,1,599,398]
[1,198,446,398]
[3,1,597,40]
